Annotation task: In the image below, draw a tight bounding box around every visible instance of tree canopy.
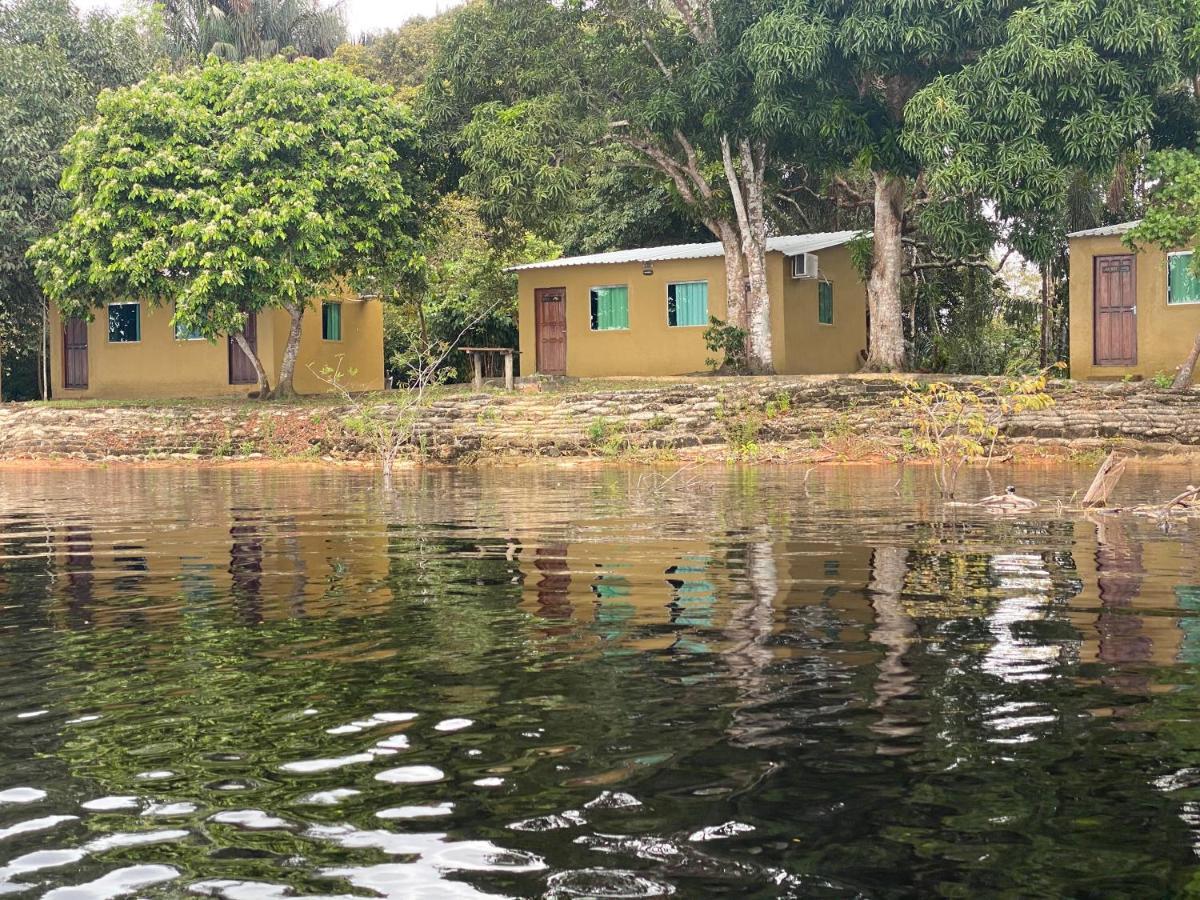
[30,56,431,397]
[0,0,162,400]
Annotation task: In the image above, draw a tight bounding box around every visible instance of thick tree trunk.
[274,304,305,399]
[721,136,774,374]
[864,171,907,372]
[232,329,271,399]
[1172,329,1200,392]
[717,222,748,334]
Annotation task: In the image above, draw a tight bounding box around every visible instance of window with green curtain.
[107,303,140,342]
[322,301,342,340]
[1169,252,1200,305]
[818,281,834,324]
[667,281,708,327]
[589,285,629,330]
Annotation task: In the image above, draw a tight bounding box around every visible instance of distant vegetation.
[2,0,1199,400]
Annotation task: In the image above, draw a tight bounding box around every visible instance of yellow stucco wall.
[516,246,867,376]
[1069,234,1200,380]
[48,293,384,399]
[780,245,868,375]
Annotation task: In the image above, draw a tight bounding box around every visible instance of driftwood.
[1082,451,1128,508]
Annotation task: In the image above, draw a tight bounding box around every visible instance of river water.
[2,463,1200,898]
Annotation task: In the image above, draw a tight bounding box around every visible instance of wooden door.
[535,287,567,375]
[1094,255,1137,366]
[63,318,88,389]
[228,314,258,385]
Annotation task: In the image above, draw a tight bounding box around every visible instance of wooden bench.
[460,347,520,391]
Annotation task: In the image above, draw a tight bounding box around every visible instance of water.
[2,463,1200,898]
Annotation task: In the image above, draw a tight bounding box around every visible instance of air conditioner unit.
[791,253,819,279]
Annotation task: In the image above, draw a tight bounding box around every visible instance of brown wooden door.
[228,314,258,385]
[63,318,88,389]
[535,288,567,375]
[1094,255,1137,366]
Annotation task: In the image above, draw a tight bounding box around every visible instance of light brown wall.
[780,245,868,375]
[48,293,384,400]
[1069,234,1200,380]
[517,246,868,377]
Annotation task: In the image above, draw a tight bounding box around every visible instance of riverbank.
[2,375,1200,466]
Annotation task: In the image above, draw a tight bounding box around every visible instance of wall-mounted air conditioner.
[791,253,819,279]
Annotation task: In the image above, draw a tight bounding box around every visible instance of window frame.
[107,302,141,344]
[589,284,631,332]
[1168,251,1200,306]
[817,281,834,325]
[666,280,709,328]
[322,301,343,342]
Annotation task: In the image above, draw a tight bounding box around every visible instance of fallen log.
[1082,451,1128,508]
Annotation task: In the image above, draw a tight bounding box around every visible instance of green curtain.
[323,302,342,340]
[591,286,629,330]
[670,281,708,326]
[1169,253,1200,305]
[819,281,834,324]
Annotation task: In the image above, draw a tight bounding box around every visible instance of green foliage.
[0,0,162,399]
[703,317,749,374]
[1153,370,1176,390]
[893,371,1058,498]
[1129,150,1200,271]
[162,0,345,63]
[30,57,429,393]
[383,193,559,385]
[332,12,458,103]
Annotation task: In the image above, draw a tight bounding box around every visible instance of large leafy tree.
[30,57,430,398]
[0,0,162,401]
[161,0,345,63]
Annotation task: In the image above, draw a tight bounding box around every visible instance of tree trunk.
[39,302,48,401]
[274,304,305,399]
[1172,329,1200,392]
[1039,261,1051,369]
[232,329,271,399]
[864,171,907,372]
[717,222,748,334]
[721,136,774,374]
[0,339,5,403]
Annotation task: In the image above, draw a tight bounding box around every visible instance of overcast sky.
[73,0,463,39]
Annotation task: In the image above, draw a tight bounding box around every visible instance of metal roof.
[1067,221,1140,238]
[506,230,865,272]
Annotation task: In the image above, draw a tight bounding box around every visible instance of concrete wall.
[48,293,384,399]
[1070,234,1200,381]
[517,246,868,377]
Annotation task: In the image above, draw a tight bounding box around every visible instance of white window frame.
[666,280,709,328]
[107,302,141,344]
[589,284,631,332]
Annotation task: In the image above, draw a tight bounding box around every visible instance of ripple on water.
[278,753,374,774]
[0,815,78,841]
[546,868,676,898]
[374,765,444,784]
[41,864,180,899]
[0,788,46,805]
[375,803,455,820]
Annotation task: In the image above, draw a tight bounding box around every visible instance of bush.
[703,316,749,374]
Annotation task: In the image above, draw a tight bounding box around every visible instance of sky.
[73,0,464,39]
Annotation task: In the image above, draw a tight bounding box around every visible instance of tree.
[1128,150,1200,390]
[160,0,345,63]
[425,0,792,372]
[741,0,1193,371]
[30,57,429,398]
[383,193,559,384]
[0,0,162,401]
[331,12,455,103]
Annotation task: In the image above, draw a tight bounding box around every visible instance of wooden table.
[461,347,520,391]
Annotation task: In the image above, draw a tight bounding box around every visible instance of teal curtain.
[1169,253,1200,305]
[590,286,629,330]
[323,302,342,340]
[818,282,834,324]
[669,281,708,326]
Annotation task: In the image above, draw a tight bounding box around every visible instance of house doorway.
[228,314,259,385]
[1094,255,1137,367]
[535,288,567,375]
[63,318,88,389]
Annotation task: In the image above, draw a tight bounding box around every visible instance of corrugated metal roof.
[506,230,865,272]
[1067,221,1140,238]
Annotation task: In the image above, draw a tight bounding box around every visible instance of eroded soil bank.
[2,375,1199,465]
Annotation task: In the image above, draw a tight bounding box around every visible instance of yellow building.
[49,291,385,400]
[1069,221,1200,381]
[511,232,868,376]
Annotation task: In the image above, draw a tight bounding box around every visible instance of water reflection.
[2,464,1200,896]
